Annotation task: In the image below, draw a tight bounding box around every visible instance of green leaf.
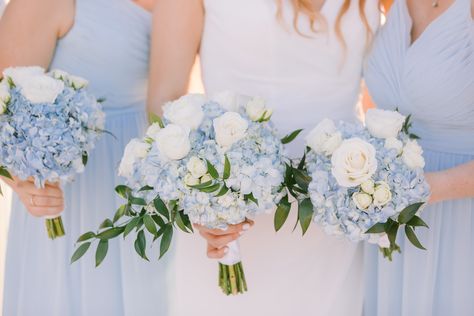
[134,230,149,261]
[96,97,106,103]
[281,129,303,144]
[76,231,96,243]
[175,211,191,233]
[160,225,173,259]
[97,227,125,240]
[0,167,13,180]
[115,185,132,199]
[124,217,140,238]
[405,226,426,250]
[99,219,114,229]
[244,193,258,205]
[71,242,91,264]
[398,202,424,224]
[95,239,109,267]
[152,214,166,228]
[293,168,311,192]
[215,185,229,197]
[385,219,399,246]
[148,113,165,128]
[223,155,231,180]
[189,181,214,190]
[298,198,313,235]
[206,160,219,179]
[143,215,158,235]
[113,204,129,223]
[130,197,147,206]
[139,185,154,192]
[407,215,429,228]
[82,152,88,167]
[153,197,170,220]
[274,195,291,232]
[181,212,193,233]
[366,222,386,234]
[198,183,221,193]
[297,153,306,170]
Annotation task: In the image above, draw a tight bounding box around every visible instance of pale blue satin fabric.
[3,1,173,315]
[364,0,474,315]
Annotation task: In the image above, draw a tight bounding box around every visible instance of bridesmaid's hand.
[3,176,64,217]
[194,220,254,259]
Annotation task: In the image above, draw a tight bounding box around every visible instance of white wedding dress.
[171,1,380,315]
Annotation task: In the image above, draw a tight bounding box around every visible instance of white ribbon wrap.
[218,239,241,266]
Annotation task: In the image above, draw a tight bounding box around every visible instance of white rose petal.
[353,192,373,210]
[184,173,200,186]
[20,75,64,104]
[211,90,246,111]
[118,139,150,177]
[213,112,248,150]
[402,140,425,169]
[155,124,191,160]
[384,137,403,154]
[146,123,161,141]
[373,182,392,207]
[186,156,208,179]
[365,109,406,139]
[3,66,45,85]
[163,94,206,130]
[306,119,342,156]
[361,179,375,195]
[246,96,271,121]
[331,138,378,187]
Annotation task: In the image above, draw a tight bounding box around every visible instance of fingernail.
[243,224,250,231]
[223,247,229,254]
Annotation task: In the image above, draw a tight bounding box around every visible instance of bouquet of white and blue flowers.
[276,109,430,259]
[72,92,297,295]
[0,66,105,239]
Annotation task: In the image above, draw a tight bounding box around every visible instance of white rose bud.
[306,119,342,156]
[50,69,70,81]
[68,75,89,89]
[331,138,378,187]
[155,124,191,160]
[163,94,206,130]
[20,75,64,104]
[377,233,390,248]
[118,139,150,178]
[184,173,200,186]
[213,112,248,150]
[246,96,272,121]
[402,140,425,169]
[0,82,10,114]
[353,192,373,210]
[365,109,406,139]
[361,179,375,195]
[146,123,161,141]
[384,137,403,154]
[373,182,392,207]
[200,174,213,184]
[186,156,208,179]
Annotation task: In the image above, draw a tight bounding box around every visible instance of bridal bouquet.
[0,66,105,239]
[72,92,295,295]
[277,109,430,259]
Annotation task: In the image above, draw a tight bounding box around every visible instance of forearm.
[426,161,474,203]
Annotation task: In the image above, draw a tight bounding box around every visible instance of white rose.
[245,96,272,121]
[200,174,213,184]
[377,233,390,248]
[365,109,406,139]
[331,138,378,187]
[186,156,208,179]
[68,75,89,89]
[210,90,244,111]
[373,181,392,207]
[50,69,70,81]
[163,94,206,130]
[184,173,200,186]
[118,139,150,177]
[361,179,375,195]
[155,124,191,160]
[402,140,425,169]
[146,123,161,141]
[72,158,85,173]
[353,192,373,210]
[213,112,248,150]
[20,75,64,104]
[3,66,45,85]
[0,82,10,114]
[306,119,343,156]
[384,137,403,154]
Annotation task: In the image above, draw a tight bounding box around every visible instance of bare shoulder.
[471,0,474,19]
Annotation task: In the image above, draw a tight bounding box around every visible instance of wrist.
[426,171,445,204]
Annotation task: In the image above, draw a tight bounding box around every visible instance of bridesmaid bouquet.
[72,93,296,295]
[0,66,105,239]
[277,109,430,260]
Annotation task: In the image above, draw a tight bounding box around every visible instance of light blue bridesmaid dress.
[363,0,474,315]
[3,1,173,315]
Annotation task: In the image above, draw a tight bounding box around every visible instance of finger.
[200,222,252,236]
[28,206,64,217]
[207,244,228,259]
[30,195,64,207]
[201,232,240,249]
[25,185,63,198]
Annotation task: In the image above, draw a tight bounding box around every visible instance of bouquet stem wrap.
[218,240,247,295]
[44,214,65,239]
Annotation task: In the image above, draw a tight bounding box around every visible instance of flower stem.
[45,216,65,239]
[218,262,247,295]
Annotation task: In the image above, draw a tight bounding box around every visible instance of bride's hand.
[194,220,254,259]
[2,176,64,217]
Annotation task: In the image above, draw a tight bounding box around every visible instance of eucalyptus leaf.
[293,168,311,192]
[407,215,429,228]
[76,231,96,243]
[113,204,129,223]
[274,195,291,232]
[175,211,191,233]
[139,185,154,192]
[153,197,170,220]
[115,185,132,199]
[71,242,91,264]
[152,214,166,228]
[215,185,229,197]
[124,217,140,238]
[190,181,214,190]
[97,227,125,240]
[95,240,109,267]
[160,225,173,259]
[99,219,114,229]
[130,197,147,206]
[223,155,231,180]
[298,198,313,235]
[398,202,424,224]
[134,230,149,261]
[405,226,426,250]
[198,183,221,193]
[366,222,386,234]
[206,160,219,179]
[281,129,303,144]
